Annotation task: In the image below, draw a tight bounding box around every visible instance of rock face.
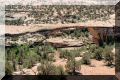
[5,26,114,47]
[5,27,85,46]
[88,27,114,46]
[13,63,40,75]
[45,37,84,48]
[5,32,45,46]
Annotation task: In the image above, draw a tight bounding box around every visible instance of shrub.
[37,45,55,61]
[59,49,72,59]
[5,18,24,25]
[37,45,55,55]
[23,56,36,69]
[12,59,17,71]
[38,61,64,75]
[89,44,97,53]
[75,29,89,38]
[103,46,114,66]
[81,52,91,65]
[11,37,19,41]
[54,66,66,75]
[22,49,39,68]
[116,49,120,72]
[45,44,55,53]
[93,48,103,60]
[59,49,81,60]
[103,50,114,66]
[65,58,81,75]
[5,61,14,75]
[38,61,51,75]
[70,49,81,57]
[23,59,33,69]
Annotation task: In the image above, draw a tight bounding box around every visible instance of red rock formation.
[88,27,114,46]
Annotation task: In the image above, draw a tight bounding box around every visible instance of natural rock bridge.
[5,15,115,46]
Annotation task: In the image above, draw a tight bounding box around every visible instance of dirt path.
[53,51,67,70]
[81,59,115,75]
[53,52,115,75]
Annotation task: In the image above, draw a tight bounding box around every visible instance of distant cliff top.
[5,5,115,24]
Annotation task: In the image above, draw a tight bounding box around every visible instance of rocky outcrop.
[5,32,45,46]
[45,37,84,48]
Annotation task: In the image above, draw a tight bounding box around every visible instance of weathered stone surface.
[45,37,84,48]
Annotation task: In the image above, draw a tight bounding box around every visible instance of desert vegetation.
[5,5,115,75]
[5,34,115,75]
[5,5,115,25]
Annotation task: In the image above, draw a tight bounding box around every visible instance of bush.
[5,18,24,25]
[81,52,91,65]
[89,44,97,53]
[54,66,66,75]
[59,49,81,60]
[11,37,19,41]
[38,61,53,75]
[70,49,81,57]
[59,49,72,59]
[70,29,89,39]
[5,61,14,75]
[23,59,33,69]
[103,46,114,66]
[116,49,120,72]
[103,51,114,66]
[22,49,39,68]
[23,56,36,69]
[37,45,55,61]
[65,58,81,75]
[38,61,65,75]
[93,48,103,60]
